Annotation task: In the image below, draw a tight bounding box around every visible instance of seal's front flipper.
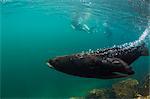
[104,72,128,79]
[106,58,134,75]
[107,57,129,66]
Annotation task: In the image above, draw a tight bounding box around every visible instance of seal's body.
[47,42,149,79]
[47,28,149,79]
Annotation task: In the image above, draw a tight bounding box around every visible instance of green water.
[1,0,150,98]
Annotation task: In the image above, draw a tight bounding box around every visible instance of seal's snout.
[47,59,55,69]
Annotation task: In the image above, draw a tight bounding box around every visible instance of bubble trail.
[119,26,150,49]
[138,26,150,44]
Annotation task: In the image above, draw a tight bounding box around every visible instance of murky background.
[1,0,150,98]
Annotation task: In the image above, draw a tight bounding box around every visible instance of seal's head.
[47,55,79,73]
